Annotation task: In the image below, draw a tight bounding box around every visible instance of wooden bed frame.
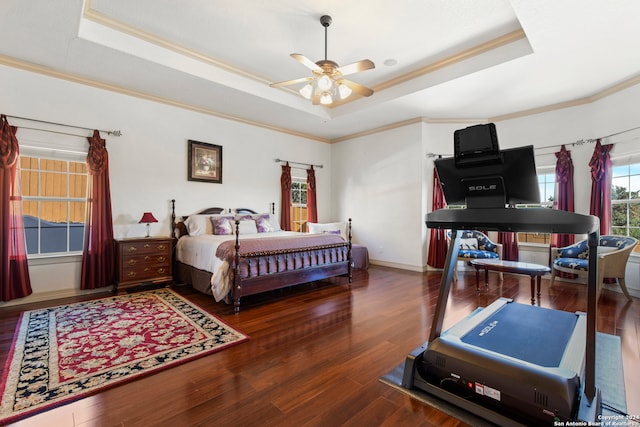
[170,200,352,312]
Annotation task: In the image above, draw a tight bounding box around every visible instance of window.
[611,163,640,252]
[291,177,308,232]
[517,172,554,245]
[21,156,88,256]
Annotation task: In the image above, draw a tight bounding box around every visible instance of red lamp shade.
[139,212,158,237]
[139,212,158,224]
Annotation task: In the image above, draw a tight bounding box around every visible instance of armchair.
[550,235,638,301]
[448,230,503,281]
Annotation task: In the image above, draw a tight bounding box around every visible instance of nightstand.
[115,237,173,292]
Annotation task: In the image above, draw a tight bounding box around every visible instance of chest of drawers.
[115,237,173,291]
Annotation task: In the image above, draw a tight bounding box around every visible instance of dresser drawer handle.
[144,267,150,272]
[157,256,166,262]
[157,244,166,250]
[144,256,151,261]
[128,246,137,253]
[158,268,166,274]
[127,271,137,278]
[144,243,151,248]
[127,259,137,265]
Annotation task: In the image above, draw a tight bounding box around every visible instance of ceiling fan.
[270,15,375,105]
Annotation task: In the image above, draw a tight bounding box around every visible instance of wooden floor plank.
[1,266,638,426]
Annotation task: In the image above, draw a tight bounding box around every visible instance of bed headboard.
[170,200,275,238]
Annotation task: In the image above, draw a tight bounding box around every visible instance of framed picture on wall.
[188,140,222,183]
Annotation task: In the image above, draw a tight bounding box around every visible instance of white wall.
[0,64,331,305]
[331,124,425,270]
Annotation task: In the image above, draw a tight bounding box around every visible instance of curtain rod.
[534,125,640,152]
[274,158,323,169]
[4,114,122,137]
[428,125,640,157]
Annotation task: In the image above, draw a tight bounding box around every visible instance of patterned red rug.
[0,289,248,425]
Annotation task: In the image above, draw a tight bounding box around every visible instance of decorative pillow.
[307,222,346,239]
[268,213,281,231]
[254,214,274,233]
[184,215,213,236]
[323,229,341,235]
[238,219,258,234]
[211,216,234,235]
[459,238,479,250]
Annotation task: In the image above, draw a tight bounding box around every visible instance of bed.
[171,202,353,312]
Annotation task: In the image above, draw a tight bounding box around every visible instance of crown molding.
[0,55,330,144]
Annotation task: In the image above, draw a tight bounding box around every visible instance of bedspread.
[213,233,349,301]
[178,232,349,302]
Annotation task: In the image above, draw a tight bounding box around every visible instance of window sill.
[27,253,83,266]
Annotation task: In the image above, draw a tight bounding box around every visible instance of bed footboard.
[231,219,353,312]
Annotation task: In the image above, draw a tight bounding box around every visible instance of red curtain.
[306,166,318,228]
[498,232,519,261]
[551,145,575,249]
[427,168,447,268]
[80,130,114,290]
[589,139,613,236]
[0,115,32,301]
[280,162,292,231]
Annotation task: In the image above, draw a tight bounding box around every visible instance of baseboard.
[369,259,426,272]
[0,287,109,308]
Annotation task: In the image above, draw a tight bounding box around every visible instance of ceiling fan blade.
[337,59,375,76]
[270,77,313,88]
[291,54,322,72]
[341,79,374,97]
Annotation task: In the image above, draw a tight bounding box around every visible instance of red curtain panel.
[551,145,576,248]
[280,162,292,231]
[550,145,576,277]
[306,166,318,227]
[81,130,115,290]
[589,139,613,236]
[0,114,32,301]
[498,231,519,261]
[427,168,447,268]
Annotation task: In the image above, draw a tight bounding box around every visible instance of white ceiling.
[1,0,639,142]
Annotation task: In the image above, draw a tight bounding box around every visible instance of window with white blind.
[20,153,88,256]
[611,163,640,251]
[291,176,308,232]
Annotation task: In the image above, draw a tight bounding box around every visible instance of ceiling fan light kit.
[271,15,375,106]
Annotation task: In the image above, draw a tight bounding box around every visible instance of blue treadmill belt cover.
[460,303,578,367]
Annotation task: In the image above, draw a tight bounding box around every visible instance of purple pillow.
[324,229,341,235]
[211,216,234,235]
[254,214,274,233]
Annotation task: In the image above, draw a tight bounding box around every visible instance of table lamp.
[139,212,158,238]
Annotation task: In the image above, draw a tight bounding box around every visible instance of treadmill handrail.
[426,207,599,234]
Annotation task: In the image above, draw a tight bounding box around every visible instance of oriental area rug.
[0,289,248,425]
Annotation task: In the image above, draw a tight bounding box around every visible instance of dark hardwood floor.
[1,266,638,426]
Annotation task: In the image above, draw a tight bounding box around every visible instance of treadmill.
[401,125,602,426]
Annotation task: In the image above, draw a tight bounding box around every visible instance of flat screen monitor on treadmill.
[435,123,540,209]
